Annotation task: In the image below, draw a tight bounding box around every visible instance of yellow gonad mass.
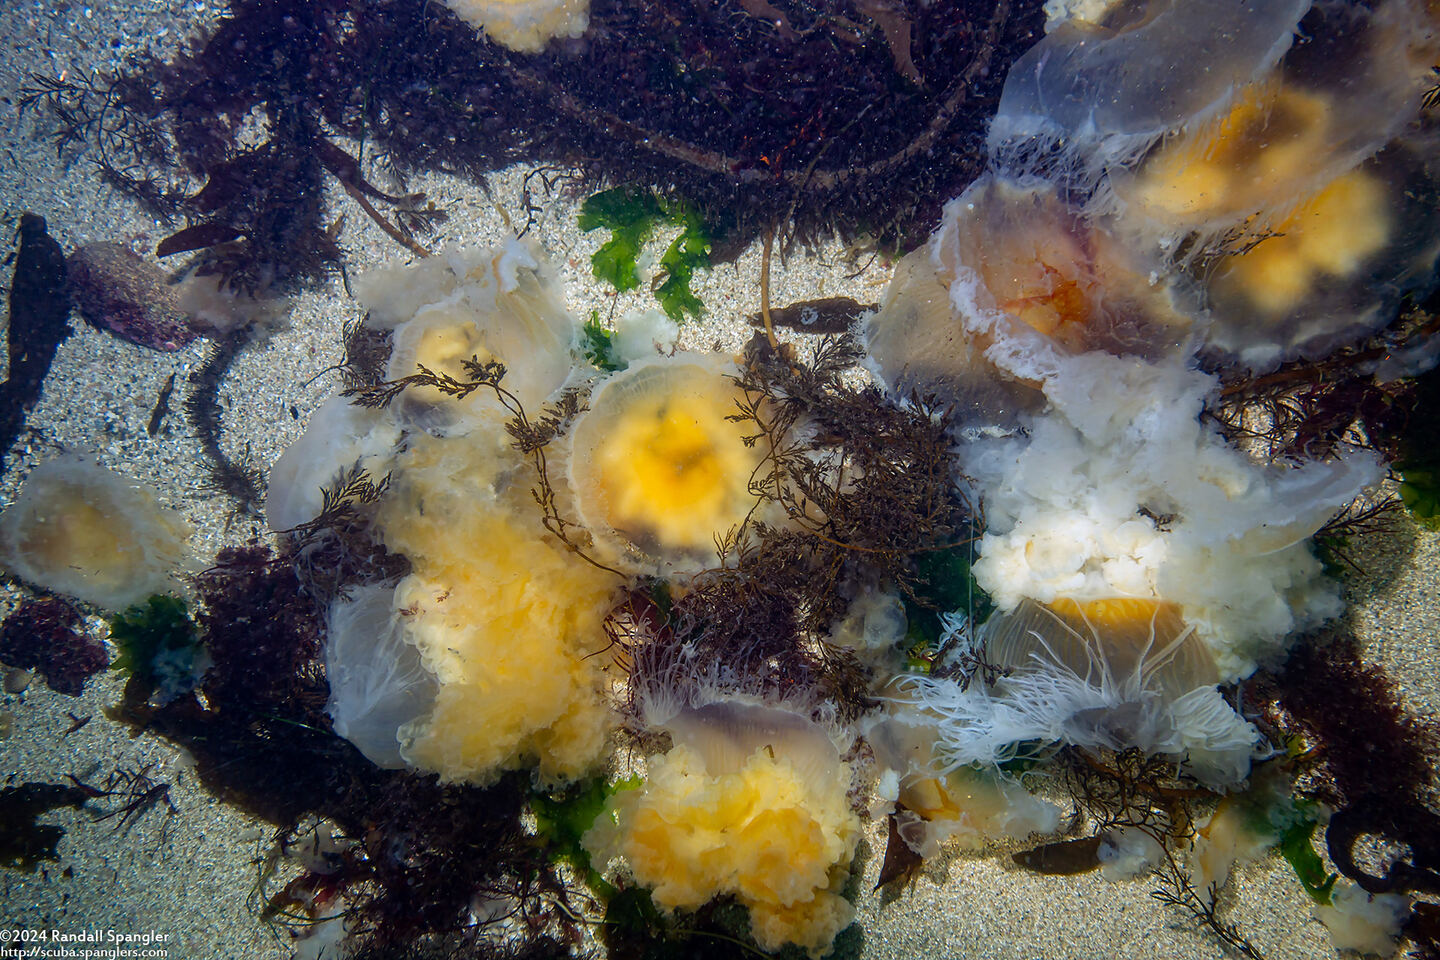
[1211,169,1391,317]
[375,432,620,785]
[441,0,589,52]
[1129,83,1334,226]
[585,737,859,958]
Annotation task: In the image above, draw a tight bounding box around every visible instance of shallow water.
[1,2,1438,959]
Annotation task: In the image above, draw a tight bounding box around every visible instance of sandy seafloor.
[0,1,1436,958]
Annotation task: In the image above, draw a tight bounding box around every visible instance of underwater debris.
[0,214,70,467]
[0,456,193,612]
[0,598,108,697]
[65,242,195,351]
[147,373,178,438]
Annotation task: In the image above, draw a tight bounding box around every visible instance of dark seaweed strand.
[1051,748,1265,960]
[185,331,265,514]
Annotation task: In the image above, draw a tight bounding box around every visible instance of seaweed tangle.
[726,332,978,634]
[609,332,980,727]
[0,597,108,697]
[1207,305,1440,467]
[1257,631,1440,900]
[1052,747,1265,960]
[20,0,1045,289]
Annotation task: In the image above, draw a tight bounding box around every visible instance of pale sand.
[1,3,1436,958]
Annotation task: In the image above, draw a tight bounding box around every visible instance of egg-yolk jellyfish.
[583,693,861,958]
[563,354,769,576]
[272,239,630,785]
[862,175,1198,427]
[0,456,193,612]
[989,0,1311,189]
[891,599,1263,788]
[878,340,1378,786]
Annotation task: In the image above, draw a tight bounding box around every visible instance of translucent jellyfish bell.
[324,584,439,770]
[1199,143,1440,369]
[565,354,767,575]
[656,698,845,786]
[864,176,1198,421]
[1088,1,1440,368]
[895,596,1262,787]
[363,239,578,437]
[861,241,1043,428]
[984,597,1218,707]
[988,0,1310,184]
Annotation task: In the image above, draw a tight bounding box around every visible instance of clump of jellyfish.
[258,0,1440,956]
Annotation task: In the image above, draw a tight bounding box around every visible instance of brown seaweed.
[1257,631,1440,898]
[21,0,1045,291]
[0,598,108,697]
